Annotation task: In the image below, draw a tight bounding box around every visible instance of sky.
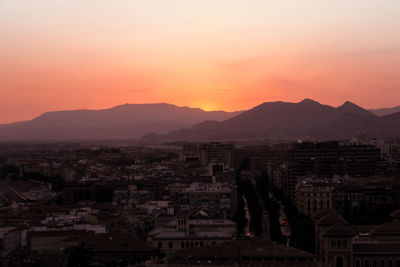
[1,0,400,124]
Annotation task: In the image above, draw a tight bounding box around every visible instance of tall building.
[282,142,381,200]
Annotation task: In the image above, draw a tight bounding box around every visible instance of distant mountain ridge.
[369,106,400,116]
[2,100,400,142]
[0,103,242,141]
[141,99,400,143]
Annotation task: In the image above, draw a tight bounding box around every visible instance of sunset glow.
[1,0,400,123]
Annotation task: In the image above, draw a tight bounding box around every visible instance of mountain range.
[0,104,241,141]
[369,106,400,117]
[1,100,400,142]
[141,99,400,143]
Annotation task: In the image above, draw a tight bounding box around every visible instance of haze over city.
[1,0,400,124]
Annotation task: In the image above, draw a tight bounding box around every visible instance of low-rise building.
[147,238,319,266]
[147,210,236,255]
[315,209,400,267]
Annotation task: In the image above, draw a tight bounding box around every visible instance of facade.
[281,142,381,200]
[295,180,335,217]
[315,209,400,267]
[333,185,363,218]
[174,182,236,218]
[200,143,234,169]
[147,239,319,267]
[333,182,393,218]
[362,182,393,213]
[147,210,236,256]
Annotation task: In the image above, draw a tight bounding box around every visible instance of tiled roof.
[372,221,400,236]
[169,239,316,260]
[390,209,400,219]
[317,211,348,226]
[313,209,334,221]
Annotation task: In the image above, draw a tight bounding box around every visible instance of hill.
[0,103,242,141]
[369,106,400,116]
[141,99,400,143]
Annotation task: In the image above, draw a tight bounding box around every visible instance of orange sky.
[1,0,400,123]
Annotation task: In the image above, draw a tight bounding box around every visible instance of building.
[315,209,400,267]
[282,142,381,200]
[0,227,21,259]
[200,143,234,169]
[334,184,363,218]
[295,180,335,217]
[81,233,157,264]
[334,181,394,219]
[25,230,157,266]
[362,182,393,213]
[174,182,236,218]
[147,238,319,266]
[147,209,236,256]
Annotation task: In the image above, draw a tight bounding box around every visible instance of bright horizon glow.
[1,0,400,123]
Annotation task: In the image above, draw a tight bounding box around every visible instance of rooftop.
[169,238,316,260]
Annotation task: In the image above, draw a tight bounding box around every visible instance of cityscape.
[1,1,400,267]
[1,130,400,266]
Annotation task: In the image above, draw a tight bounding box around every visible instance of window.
[169,242,173,249]
[331,240,337,248]
[343,240,348,248]
[181,242,184,249]
[381,260,386,267]
[355,259,361,267]
[388,260,393,267]
[373,260,377,267]
[365,260,370,267]
[158,242,162,249]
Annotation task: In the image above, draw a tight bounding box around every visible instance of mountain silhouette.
[369,105,400,116]
[0,103,242,141]
[2,100,399,142]
[141,99,400,143]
